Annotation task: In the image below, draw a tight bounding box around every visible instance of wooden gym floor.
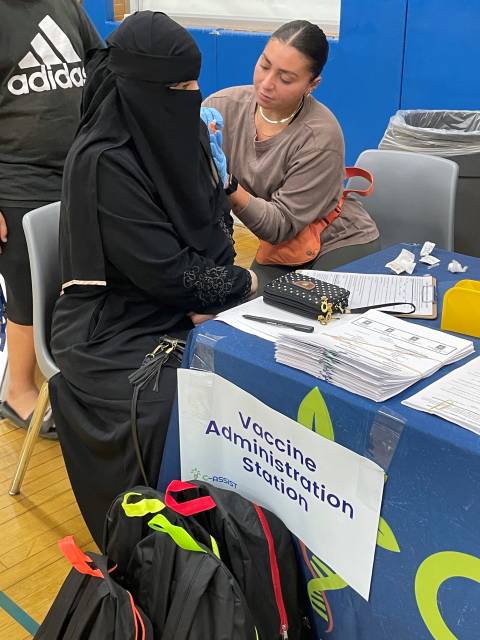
[0,224,259,637]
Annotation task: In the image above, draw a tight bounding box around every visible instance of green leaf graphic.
[297,387,335,441]
[307,579,330,621]
[377,516,400,552]
[311,555,348,589]
[307,555,348,624]
[416,551,480,640]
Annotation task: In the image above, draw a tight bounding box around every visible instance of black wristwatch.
[225,174,239,196]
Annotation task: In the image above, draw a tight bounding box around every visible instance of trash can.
[379,110,480,257]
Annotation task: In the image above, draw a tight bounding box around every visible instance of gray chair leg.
[9,380,50,496]
[0,363,8,402]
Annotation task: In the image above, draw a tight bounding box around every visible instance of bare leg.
[5,320,38,420]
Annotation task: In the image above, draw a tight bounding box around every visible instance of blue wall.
[402,0,480,109]
[83,0,480,165]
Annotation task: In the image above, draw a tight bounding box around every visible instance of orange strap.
[58,536,117,577]
[325,166,374,225]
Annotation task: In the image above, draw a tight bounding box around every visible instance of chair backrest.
[22,202,61,380]
[348,149,459,250]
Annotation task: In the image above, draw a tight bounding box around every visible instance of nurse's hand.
[200,107,224,132]
[201,107,228,185]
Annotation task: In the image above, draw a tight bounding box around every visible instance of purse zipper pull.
[280,624,289,639]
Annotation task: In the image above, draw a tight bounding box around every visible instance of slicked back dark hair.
[271,20,329,78]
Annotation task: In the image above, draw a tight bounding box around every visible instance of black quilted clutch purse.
[263,273,350,324]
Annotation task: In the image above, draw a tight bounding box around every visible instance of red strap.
[325,166,374,226]
[58,536,104,577]
[165,480,217,516]
[343,166,375,198]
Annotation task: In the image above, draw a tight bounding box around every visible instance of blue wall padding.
[402,0,480,109]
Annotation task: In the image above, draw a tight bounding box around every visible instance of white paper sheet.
[216,297,353,342]
[402,356,480,435]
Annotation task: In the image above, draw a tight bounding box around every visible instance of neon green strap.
[122,492,165,518]
[210,535,220,559]
[148,513,206,554]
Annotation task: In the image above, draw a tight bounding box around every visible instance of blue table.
[159,244,480,640]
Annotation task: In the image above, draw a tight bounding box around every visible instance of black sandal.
[0,401,58,440]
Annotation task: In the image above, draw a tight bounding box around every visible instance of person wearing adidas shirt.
[0,0,101,436]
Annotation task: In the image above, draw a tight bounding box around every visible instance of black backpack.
[34,536,153,640]
[104,482,312,639]
[125,517,258,639]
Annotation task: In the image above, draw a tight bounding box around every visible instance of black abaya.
[50,12,252,547]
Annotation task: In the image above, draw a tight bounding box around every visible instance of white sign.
[134,1,341,35]
[178,369,385,600]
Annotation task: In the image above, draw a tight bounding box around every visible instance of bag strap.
[165,480,216,516]
[58,536,105,577]
[127,591,148,640]
[325,166,375,225]
[148,512,207,553]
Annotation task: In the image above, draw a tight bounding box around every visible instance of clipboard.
[399,276,437,319]
[297,270,438,320]
[410,277,438,320]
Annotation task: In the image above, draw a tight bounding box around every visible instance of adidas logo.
[8,15,86,96]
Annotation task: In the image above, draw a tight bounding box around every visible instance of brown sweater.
[203,86,379,256]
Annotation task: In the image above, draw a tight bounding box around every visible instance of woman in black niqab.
[50,11,255,547]
[62,11,218,286]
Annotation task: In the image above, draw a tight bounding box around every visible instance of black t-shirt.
[0,0,101,207]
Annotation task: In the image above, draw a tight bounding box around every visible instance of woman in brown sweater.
[202,20,380,293]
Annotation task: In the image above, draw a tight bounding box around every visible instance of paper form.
[402,356,480,435]
[216,296,353,342]
[298,270,435,316]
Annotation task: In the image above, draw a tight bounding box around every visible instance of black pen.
[242,314,315,333]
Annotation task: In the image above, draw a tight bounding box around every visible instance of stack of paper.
[275,310,474,402]
[402,356,480,435]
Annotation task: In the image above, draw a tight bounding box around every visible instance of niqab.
[61,11,214,289]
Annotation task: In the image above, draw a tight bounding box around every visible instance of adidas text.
[8,64,86,95]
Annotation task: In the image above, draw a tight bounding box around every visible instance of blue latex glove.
[209,129,228,186]
[200,106,224,133]
[200,107,228,185]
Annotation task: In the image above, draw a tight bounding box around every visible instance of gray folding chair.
[348,149,459,250]
[9,202,61,495]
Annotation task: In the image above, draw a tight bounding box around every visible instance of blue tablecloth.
[159,244,480,640]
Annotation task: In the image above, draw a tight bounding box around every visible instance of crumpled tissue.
[419,241,440,266]
[420,241,435,257]
[448,260,468,273]
[385,249,416,274]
